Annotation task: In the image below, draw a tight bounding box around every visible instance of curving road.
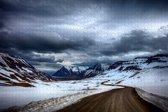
[57,87,164,112]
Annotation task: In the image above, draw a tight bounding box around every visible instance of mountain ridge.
[52,53,168,79]
[0,53,53,87]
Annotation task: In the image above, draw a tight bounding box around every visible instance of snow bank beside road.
[136,88,168,112]
[121,68,168,97]
[0,79,119,111]
[3,85,120,112]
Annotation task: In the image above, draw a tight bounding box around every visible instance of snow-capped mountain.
[52,66,79,80]
[52,63,107,79]
[0,53,53,87]
[89,54,168,99]
[83,63,106,78]
[52,54,168,80]
[53,66,73,77]
[108,54,168,71]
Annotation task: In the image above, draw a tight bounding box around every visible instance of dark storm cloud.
[0,31,95,53]
[101,30,168,56]
[1,0,168,19]
[1,0,168,33]
[0,0,168,70]
[0,22,5,29]
[0,0,70,16]
[27,55,63,69]
[105,0,168,9]
[130,0,168,9]
[29,56,55,63]
[0,0,96,17]
[0,27,95,70]
[74,58,113,67]
[0,48,63,71]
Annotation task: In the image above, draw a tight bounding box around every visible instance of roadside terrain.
[57,87,164,112]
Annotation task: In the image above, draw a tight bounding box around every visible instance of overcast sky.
[0,0,168,72]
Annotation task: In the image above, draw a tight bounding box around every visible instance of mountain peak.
[60,66,67,71]
[53,66,72,77]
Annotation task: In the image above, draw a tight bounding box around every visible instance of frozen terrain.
[93,68,168,97]
[0,53,168,111]
[1,67,168,111]
[0,80,120,111]
[0,53,52,87]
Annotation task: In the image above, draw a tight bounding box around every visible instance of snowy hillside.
[108,54,168,71]
[52,66,81,80]
[52,54,168,80]
[93,54,168,97]
[0,53,53,87]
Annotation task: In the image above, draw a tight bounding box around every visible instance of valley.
[0,53,168,112]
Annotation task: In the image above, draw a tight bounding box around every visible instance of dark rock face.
[154,54,168,57]
[1,56,34,70]
[108,61,127,70]
[87,63,102,71]
[52,66,81,80]
[123,66,141,71]
[53,66,72,77]
[145,54,168,64]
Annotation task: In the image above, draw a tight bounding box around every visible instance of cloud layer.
[0,0,168,71]
[101,30,168,56]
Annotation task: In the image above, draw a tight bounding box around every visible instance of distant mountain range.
[0,52,168,86]
[52,63,105,80]
[108,54,168,71]
[52,54,168,80]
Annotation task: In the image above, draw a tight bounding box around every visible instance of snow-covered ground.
[0,79,120,110]
[121,68,168,97]
[137,88,168,112]
[1,68,168,111]
[93,68,168,97]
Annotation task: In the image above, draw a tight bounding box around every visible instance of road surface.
[57,87,164,112]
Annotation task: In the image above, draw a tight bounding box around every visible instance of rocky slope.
[0,53,53,87]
